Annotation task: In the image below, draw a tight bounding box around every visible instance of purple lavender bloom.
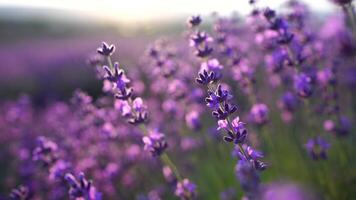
[266,49,290,73]
[162,166,176,184]
[97,42,115,56]
[190,31,213,47]
[195,46,214,58]
[305,137,330,160]
[262,182,314,200]
[49,160,71,181]
[64,172,102,200]
[294,73,313,98]
[206,84,232,108]
[187,15,202,27]
[32,136,58,167]
[142,130,168,157]
[212,102,237,120]
[334,116,351,136]
[185,110,201,130]
[235,159,260,198]
[175,179,197,200]
[249,103,269,125]
[9,185,30,200]
[235,145,267,171]
[196,70,216,85]
[199,59,224,80]
[103,62,132,100]
[220,117,247,144]
[278,92,299,112]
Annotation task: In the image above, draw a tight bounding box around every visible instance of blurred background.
[0,0,338,103]
[1,1,356,199]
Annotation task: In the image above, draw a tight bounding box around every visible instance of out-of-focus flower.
[32,136,58,167]
[9,185,30,200]
[142,130,168,157]
[294,73,313,98]
[175,179,197,200]
[305,137,330,160]
[250,103,269,125]
[185,110,201,130]
[97,42,115,56]
[199,59,224,80]
[64,172,102,200]
[187,15,202,27]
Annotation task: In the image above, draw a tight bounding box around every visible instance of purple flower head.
[305,137,330,160]
[175,179,197,200]
[190,31,213,47]
[187,15,202,27]
[9,185,30,200]
[97,42,115,56]
[249,103,269,125]
[162,165,176,183]
[234,145,267,171]
[199,59,224,80]
[266,49,290,73]
[220,116,247,144]
[212,102,237,120]
[49,160,71,181]
[294,73,313,98]
[195,46,213,58]
[263,7,276,20]
[317,67,336,86]
[185,110,201,130]
[334,116,351,136]
[142,130,168,157]
[32,136,58,167]
[205,84,232,108]
[277,92,299,112]
[196,69,216,85]
[262,182,313,200]
[235,159,260,195]
[64,172,102,200]
[103,62,132,100]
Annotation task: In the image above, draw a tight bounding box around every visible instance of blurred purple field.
[0,1,356,200]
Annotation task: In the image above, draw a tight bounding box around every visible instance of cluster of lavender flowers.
[0,0,355,199]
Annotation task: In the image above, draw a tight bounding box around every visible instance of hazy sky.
[0,0,337,22]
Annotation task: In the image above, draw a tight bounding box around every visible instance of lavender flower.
[199,59,224,80]
[142,130,168,157]
[187,15,202,27]
[64,172,102,200]
[305,137,330,160]
[175,179,197,200]
[185,110,201,130]
[97,42,115,56]
[103,62,132,100]
[294,73,313,98]
[32,136,58,167]
[249,103,269,125]
[235,159,260,198]
[9,185,30,200]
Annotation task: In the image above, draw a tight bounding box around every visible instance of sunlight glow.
[0,0,336,22]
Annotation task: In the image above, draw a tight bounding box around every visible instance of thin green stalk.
[106,56,114,70]
[161,153,183,181]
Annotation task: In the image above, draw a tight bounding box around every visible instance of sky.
[0,0,337,22]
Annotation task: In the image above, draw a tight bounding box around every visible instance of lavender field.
[0,0,356,199]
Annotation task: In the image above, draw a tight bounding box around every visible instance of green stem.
[106,56,114,70]
[140,124,184,182]
[161,153,183,181]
